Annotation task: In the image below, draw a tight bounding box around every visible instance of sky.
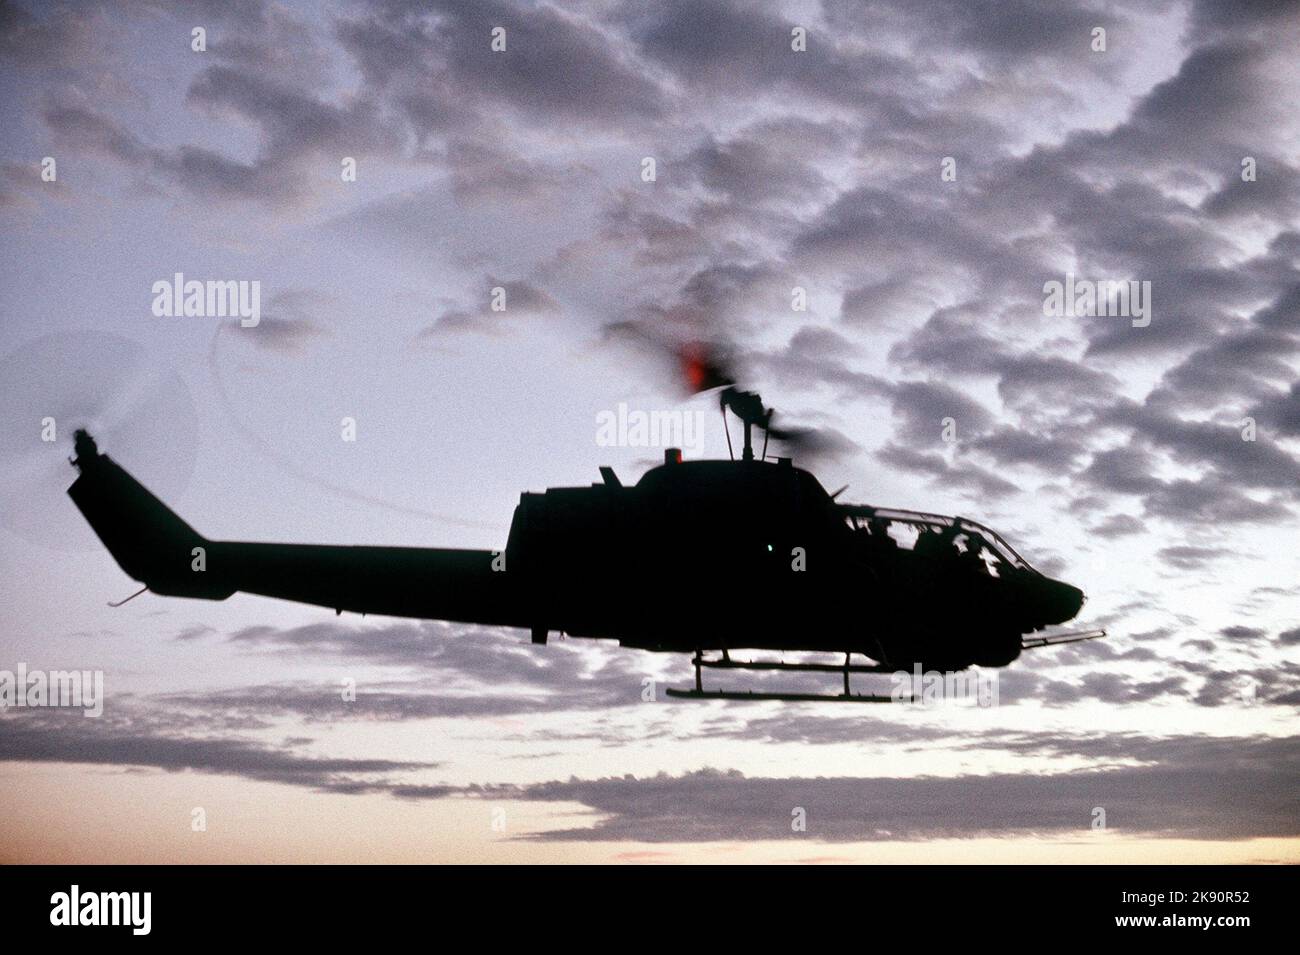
[0,0,1298,864]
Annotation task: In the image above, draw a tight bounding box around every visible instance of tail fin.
[67,430,233,600]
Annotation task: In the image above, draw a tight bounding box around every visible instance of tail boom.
[67,431,523,624]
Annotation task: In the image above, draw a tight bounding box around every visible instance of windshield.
[838,504,1040,574]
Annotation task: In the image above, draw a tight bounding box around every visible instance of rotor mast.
[719,386,771,461]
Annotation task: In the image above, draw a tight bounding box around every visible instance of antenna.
[720,394,735,461]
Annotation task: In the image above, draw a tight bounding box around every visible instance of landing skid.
[668,651,910,704]
[666,687,896,703]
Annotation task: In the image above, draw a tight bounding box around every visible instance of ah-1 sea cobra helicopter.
[66,346,1102,703]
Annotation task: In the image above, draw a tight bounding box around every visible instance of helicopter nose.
[1037,578,1085,625]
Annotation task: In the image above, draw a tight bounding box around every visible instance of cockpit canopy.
[838,503,1041,576]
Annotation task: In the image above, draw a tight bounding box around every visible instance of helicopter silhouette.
[66,347,1101,703]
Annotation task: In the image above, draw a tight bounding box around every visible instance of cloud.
[337,0,665,129]
[492,733,1300,842]
[0,706,438,795]
[0,0,106,69]
[6,685,1296,843]
[877,442,1020,498]
[222,620,659,713]
[1090,513,1143,538]
[5,0,1300,857]
[1158,545,1223,570]
[418,277,561,337]
[1220,625,1266,641]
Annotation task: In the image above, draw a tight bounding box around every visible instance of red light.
[683,348,707,391]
